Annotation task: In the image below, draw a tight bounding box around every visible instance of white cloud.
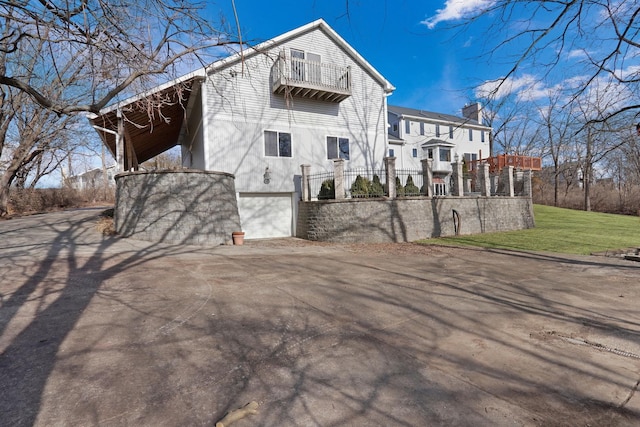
[421,0,495,29]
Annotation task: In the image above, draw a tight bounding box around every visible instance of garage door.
[237,193,293,239]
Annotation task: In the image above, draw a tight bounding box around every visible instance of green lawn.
[421,204,640,255]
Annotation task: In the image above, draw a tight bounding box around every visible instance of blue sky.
[211,0,500,117]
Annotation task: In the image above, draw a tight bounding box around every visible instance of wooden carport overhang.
[89,75,203,171]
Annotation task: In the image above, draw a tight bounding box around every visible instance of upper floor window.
[265,131,292,157]
[327,136,350,160]
[425,148,433,159]
[412,148,418,158]
[481,130,485,142]
[435,124,440,137]
[393,123,398,132]
[389,148,395,157]
[449,126,454,139]
[420,122,425,135]
[469,129,473,141]
[405,119,411,134]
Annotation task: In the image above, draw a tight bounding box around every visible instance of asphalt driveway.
[1,208,639,426]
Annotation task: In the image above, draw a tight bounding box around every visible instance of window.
[389,148,395,157]
[264,131,292,157]
[420,122,425,135]
[291,49,305,81]
[439,148,451,162]
[435,124,440,137]
[412,148,418,158]
[481,131,485,142]
[468,129,473,141]
[424,148,433,159]
[393,123,398,132]
[327,136,350,160]
[405,120,411,134]
[449,126,454,139]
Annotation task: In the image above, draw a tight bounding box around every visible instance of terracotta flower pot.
[232,231,245,245]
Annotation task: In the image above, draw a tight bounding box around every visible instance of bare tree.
[0,0,236,115]
[460,1,640,123]
[0,0,238,216]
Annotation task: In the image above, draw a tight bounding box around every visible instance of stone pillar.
[333,159,345,199]
[301,164,311,201]
[500,166,514,197]
[480,163,491,196]
[385,156,397,199]
[523,170,532,197]
[421,159,433,197]
[452,161,464,196]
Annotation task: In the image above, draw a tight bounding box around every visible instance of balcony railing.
[271,54,352,102]
[469,155,542,173]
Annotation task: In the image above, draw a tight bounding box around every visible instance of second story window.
[420,122,425,135]
[435,124,440,137]
[440,148,451,162]
[449,126,454,139]
[405,119,411,134]
[469,129,473,141]
[481,130,485,142]
[412,148,418,157]
[265,131,292,157]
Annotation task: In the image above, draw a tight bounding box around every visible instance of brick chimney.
[462,103,483,124]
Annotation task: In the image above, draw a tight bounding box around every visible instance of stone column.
[333,159,345,199]
[500,165,514,197]
[421,159,433,197]
[480,163,491,196]
[385,156,397,199]
[523,170,532,197]
[452,161,464,196]
[300,164,311,201]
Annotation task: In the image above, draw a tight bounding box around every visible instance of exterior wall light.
[263,167,271,184]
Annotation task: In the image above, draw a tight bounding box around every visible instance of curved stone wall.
[115,170,242,245]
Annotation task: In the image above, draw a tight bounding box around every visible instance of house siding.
[198,26,388,195]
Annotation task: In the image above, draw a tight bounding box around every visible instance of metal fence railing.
[395,169,424,196]
[344,168,387,198]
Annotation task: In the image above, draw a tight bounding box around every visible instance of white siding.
[201,26,388,194]
[396,117,490,170]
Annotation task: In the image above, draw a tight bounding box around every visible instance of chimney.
[462,103,483,124]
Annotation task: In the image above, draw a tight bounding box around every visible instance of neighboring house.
[387,104,492,193]
[64,165,117,190]
[90,19,395,239]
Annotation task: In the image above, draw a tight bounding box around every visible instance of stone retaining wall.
[297,196,534,243]
[115,170,241,245]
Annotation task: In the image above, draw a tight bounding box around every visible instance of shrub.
[350,174,371,198]
[395,176,405,196]
[318,178,335,200]
[370,175,385,197]
[404,174,420,196]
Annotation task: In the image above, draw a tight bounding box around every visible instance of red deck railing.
[468,155,542,173]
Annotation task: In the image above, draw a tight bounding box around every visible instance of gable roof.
[89,20,395,166]
[205,19,394,93]
[388,105,490,128]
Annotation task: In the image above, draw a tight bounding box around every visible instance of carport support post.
[116,109,125,172]
[333,159,345,199]
[480,163,491,196]
[452,160,464,196]
[421,159,433,197]
[301,164,311,201]
[385,156,396,199]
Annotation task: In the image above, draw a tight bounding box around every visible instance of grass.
[421,204,640,255]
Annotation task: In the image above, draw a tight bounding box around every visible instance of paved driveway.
[1,208,639,426]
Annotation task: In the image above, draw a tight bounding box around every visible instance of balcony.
[271,54,351,103]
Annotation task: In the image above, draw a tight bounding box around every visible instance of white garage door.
[237,193,293,239]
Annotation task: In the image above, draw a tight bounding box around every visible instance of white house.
[90,19,395,239]
[387,104,491,194]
